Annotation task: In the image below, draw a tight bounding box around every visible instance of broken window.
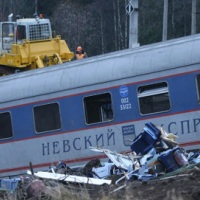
[138,82,170,115]
[84,93,114,124]
[33,103,61,133]
[0,112,13,139]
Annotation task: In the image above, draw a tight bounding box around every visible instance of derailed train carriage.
[0,33,200,177]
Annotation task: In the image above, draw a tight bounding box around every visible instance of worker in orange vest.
[74,46,88,60]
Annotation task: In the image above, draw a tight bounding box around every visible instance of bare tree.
[117,0,124,49]
[124,0,129,49]
[113,0,118,50]
[0,0,9,20]
[191,0,197,34]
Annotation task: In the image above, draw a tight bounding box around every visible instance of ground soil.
[102,164,200,200]
[1,164,200,200]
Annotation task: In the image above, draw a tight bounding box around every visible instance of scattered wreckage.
[0,122,200,198]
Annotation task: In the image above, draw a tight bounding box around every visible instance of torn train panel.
[27,170,112,185]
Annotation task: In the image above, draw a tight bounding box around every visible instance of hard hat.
[77,46,82,51]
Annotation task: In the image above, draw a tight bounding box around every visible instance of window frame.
[196,74,200,103]
[2,23,15,50]
[17,25,26,41]
[83,92,114,125]
[137,82,171,115]
[0,111,13,140]
[33,102,61,134]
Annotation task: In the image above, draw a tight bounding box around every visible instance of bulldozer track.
[0,65,20,75]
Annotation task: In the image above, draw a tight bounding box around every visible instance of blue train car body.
[0,34,200,177]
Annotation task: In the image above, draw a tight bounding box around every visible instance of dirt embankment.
[105,166,200,200]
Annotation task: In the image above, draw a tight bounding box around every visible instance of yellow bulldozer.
[0,14,74,75]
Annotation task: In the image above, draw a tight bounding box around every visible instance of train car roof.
[1,33,200,103]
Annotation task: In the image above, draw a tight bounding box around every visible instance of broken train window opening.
[84,93,114,124]
[33,102,61,133]
[138,82,170,115]
[0,112,13,139]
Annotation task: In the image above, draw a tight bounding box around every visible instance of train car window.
[84,93,114,124]
[0,112,13,139]
[138,82,170,115]
[196,75,200,103]
[33,103,61,133]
